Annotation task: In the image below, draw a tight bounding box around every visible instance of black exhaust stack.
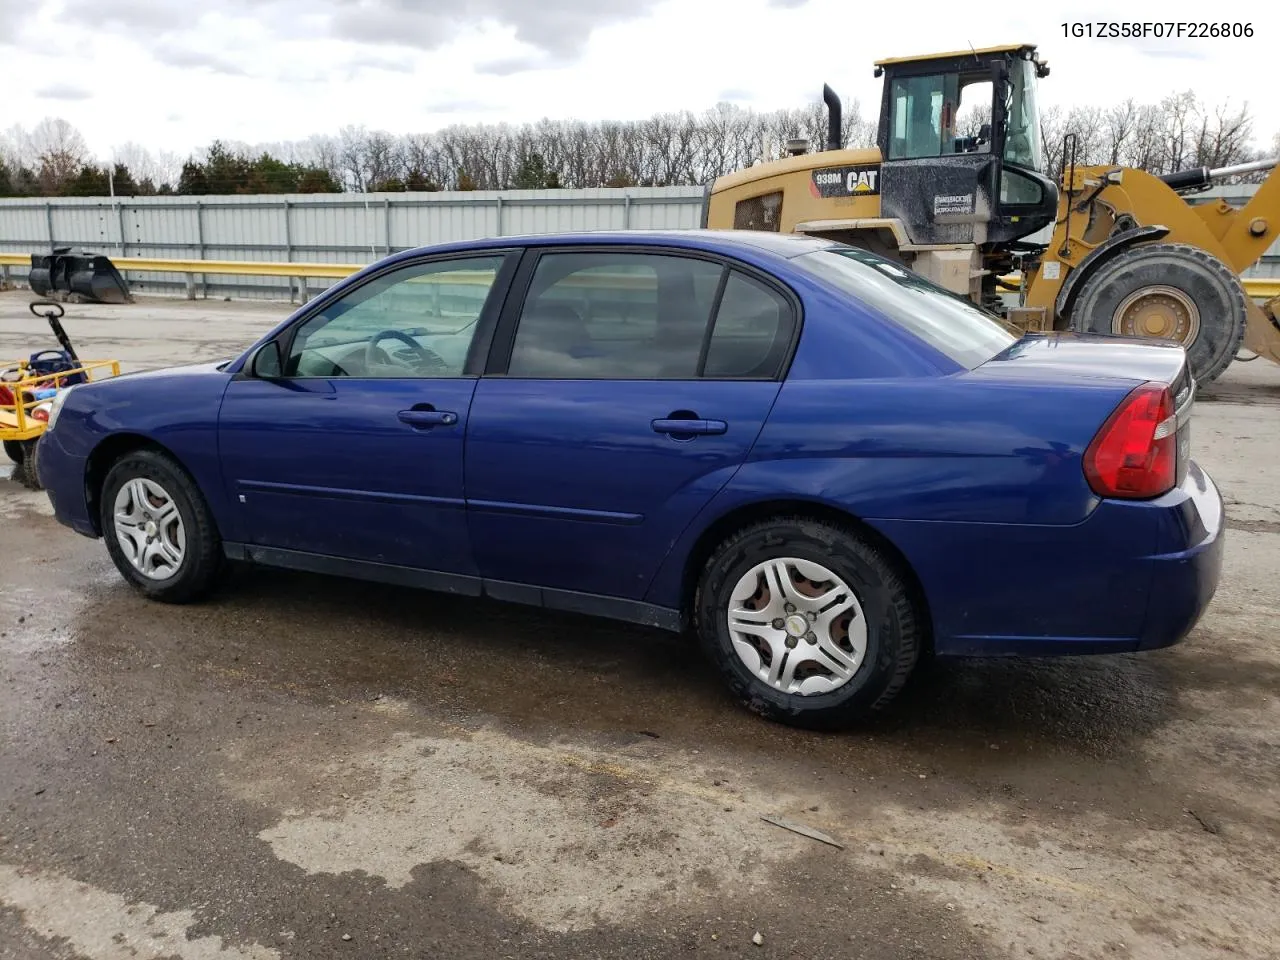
[823,84,842,151]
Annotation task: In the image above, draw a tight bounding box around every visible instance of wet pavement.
[2,292,1279,959]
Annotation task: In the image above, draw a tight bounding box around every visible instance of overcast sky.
[4,0,1277,161]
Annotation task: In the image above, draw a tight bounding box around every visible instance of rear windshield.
[792,246,1018,368]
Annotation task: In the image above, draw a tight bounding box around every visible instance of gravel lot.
[3,291,1279,959]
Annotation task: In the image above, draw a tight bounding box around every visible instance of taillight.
[1083,381,1177,499]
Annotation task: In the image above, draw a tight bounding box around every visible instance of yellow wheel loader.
[703,43,1280,385]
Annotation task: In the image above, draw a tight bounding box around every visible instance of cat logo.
[846,170,879,193]
[810,164,881,199]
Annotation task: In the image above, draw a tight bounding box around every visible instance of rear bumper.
[1136,461,1224,651]
[869,461,1225,657]
[36,429,96,538]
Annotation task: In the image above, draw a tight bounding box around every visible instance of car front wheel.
[100,449,225,603]
[694,517,923,730]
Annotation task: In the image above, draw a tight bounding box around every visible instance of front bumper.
[36,429,96,538]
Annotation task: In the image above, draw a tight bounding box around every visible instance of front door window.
[286,255,509,379]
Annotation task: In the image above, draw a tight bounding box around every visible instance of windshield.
[793,246,1018,369]
[1002,58,1044,172]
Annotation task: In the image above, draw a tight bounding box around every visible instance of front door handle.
[398,409,458,427]
[651,418,727,436]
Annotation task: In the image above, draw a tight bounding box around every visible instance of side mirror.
[250,340,284,379]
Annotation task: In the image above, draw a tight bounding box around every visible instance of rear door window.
[505,252,722,379]
[702,271,796,379]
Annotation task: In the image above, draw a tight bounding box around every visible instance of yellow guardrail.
[2,252,1278,300]
[0,252,360,279]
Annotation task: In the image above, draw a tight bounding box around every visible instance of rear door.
[464,246,799,600]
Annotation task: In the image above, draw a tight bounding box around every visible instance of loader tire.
[1066,242,1246,385]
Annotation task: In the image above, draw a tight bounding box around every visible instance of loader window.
[1002,58,1045,173]
[954,80,993,153]
[889,75,955,159]
[888,73,992,159]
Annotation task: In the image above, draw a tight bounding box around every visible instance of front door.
[465,247,798,600]
[217,251,517,576]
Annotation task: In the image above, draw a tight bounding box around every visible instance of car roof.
[390,229,837,263]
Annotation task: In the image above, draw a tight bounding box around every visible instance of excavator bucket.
[27,247,131,304]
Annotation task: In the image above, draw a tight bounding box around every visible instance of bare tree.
[20,117,90,193]
[1124,103,1166,172]
[1103,99,1139,166]
[1160,91,1199,174]
[111,141,183,189]
[26,89,1265,197]
[362,130,403,189]
[1041,105,1108,181]
[336,125,371,191]
[1195,99,1254,171]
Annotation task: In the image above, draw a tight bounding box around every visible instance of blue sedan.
[35,230,1224,729]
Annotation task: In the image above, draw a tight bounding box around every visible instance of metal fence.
[1,182,1276,302]
[0,187,710,301]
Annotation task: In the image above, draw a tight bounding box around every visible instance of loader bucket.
[26,257,53,297]
[27,247,131,304]
[70,254,130,303]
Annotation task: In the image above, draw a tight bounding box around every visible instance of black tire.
[99,448,225,604]
[694,517,923,731]
[18,440,41,490]
[1065,242,1247,385]
[3,440,23,465]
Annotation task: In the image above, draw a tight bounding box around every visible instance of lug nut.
[805,632,817,644]
[772,618,785,630]
[806,611,818,622]
[784,603,796,614]
[785,636,798,649]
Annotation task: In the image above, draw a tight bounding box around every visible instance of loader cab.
[874,43,1057,248]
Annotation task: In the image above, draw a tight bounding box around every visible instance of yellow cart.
[2,300,120,490]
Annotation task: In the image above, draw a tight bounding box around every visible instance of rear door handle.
[398,409,458,427]
[651,418,727,436]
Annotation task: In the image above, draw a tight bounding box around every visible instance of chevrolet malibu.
[35,230,1224,729]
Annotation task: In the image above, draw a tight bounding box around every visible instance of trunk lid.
[975,332,1191,396]
[974,332,1195,490]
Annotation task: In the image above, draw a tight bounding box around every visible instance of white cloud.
[35,83,94,101]
[4,0,1277,163]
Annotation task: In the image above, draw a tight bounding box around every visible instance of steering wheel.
[364,329,447,375]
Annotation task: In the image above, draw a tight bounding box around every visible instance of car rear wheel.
[694,517,922,730]
[100,449,225,604]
